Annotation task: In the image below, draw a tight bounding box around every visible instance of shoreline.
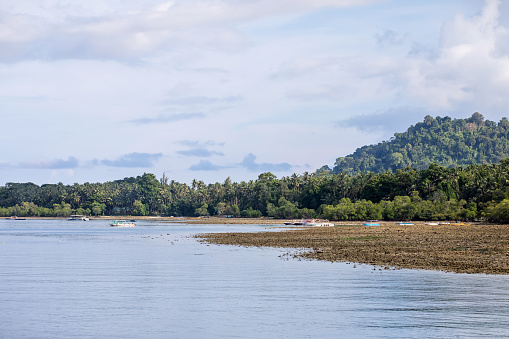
[198,222,509,275]
[7,216,509,274]
[2,215,486,226]
[6,216,296,224]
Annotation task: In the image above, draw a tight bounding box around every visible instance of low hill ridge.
[327,113,509,175]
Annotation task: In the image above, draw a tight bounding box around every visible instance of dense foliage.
[2,160,509,222]
[328,113,509,175]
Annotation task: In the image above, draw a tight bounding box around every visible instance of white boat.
[5,216,26,220]
[110,220,135,227]
[68,215,90,221]
[303,219,334,227]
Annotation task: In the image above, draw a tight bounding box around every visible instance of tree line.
[2,160,509,222]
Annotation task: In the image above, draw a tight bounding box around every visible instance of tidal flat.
[199,223,509,274]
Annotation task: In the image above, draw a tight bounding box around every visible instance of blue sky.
[1,0,507,185]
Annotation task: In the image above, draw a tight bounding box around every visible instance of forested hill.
[327,113,509,175]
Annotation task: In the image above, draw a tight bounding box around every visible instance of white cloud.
[130,112,206,125]
[189,160,228,171]
[0,0,377,62]
[383,0,509,115]
[338,106,432,133]
[175,140,225,157]
[375,29,407,47]
[18,157,79,169]
[101,153,163,168]
[240,153,292,173]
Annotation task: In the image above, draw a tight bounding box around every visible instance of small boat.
[303,219,334,227]
[396,222,414,225]
[284,219,334,227]
[363,222,380,226]
[5,216,26,220]
[110,220,135,227]
[284,219,305,225]
[425,222,439,226]
[68,215,90,221]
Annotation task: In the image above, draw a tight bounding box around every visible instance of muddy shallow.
[198,222,509,274]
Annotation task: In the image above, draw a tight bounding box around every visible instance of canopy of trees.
[3,113,509,222]
[2,160,509,222]
[327,113,509,175]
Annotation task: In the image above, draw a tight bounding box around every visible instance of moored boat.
[5,216,26,220]
[110,220,135,227]
[303,219,334,227]
[284,219,333,226]
[68,215,90,221]
[284,219,306,225]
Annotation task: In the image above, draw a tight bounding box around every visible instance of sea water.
[1,219,508,338]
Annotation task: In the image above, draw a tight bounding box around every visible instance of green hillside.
[328,113,509,175]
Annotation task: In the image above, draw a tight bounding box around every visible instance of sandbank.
[198,222,509,275]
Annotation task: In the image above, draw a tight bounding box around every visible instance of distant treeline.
[325,113,509,175]
[2,161,509,222]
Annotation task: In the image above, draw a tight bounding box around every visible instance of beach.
[198,221,509,274]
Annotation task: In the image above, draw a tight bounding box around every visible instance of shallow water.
[1,219,508,338]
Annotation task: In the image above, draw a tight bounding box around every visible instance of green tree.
[53,202,72,217]
[241,207,262,218]
[215,202,226,216]
[132,200,147,216]
[486,199,509,223]
[195,203,209,217]
[224,204,240,217]
[91,201,106,216]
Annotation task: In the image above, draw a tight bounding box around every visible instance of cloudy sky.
[1,0,508,185]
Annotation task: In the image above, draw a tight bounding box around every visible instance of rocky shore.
[198,222,509,274]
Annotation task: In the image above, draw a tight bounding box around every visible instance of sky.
[1,0,509,186]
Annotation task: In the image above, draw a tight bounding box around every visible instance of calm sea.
[1,219,508,338]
